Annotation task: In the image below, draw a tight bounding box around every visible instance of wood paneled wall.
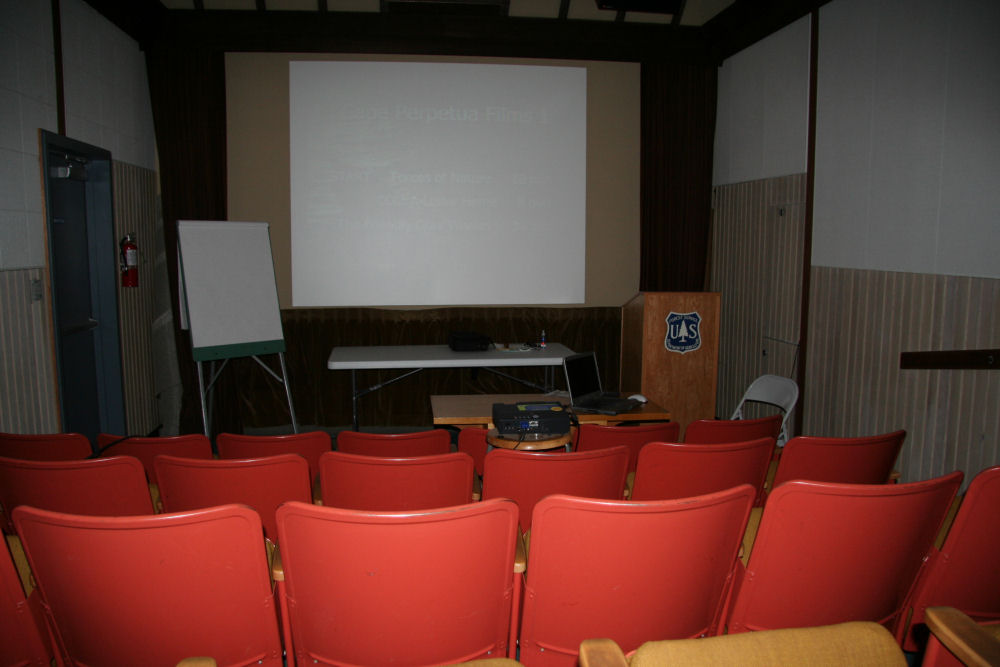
[113,162,159,437]
[808,266,1000,486]
[711,172,1000,486]
[708,174,807,426]
[0,268,59,433]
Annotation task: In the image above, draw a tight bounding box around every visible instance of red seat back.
[96,433,212,484]
[631,438,775,503]
[155,453,312,541]
[336,429,452,457]
[574,422,681,473]
[0,455,153,532]
[725,471,963,636]
[0,432,92,460]
[457,427,488,477]
[217,430,331,484]
[14,504,283,666]
[684,415,782,444]
[275,499,520,665]
[771,430,906,489]
[320,450,474,511]
[481,446,629,532]
[1,538,52,667]
[520,487,756,666]
[902,465,1000,650]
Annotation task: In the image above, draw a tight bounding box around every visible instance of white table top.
[327,343,574,370]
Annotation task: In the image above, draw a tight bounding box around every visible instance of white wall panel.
[814,0,1000,279]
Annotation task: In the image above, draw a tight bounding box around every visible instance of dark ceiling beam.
[83,0,833,66]
[82,0,166,46]
[144,10,714,63]
[704,0,833,61]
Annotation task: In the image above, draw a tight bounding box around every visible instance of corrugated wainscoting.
[113,161,159,436]
[708,174,807,427]
[0,268,60,432]
[807,266,1000,486]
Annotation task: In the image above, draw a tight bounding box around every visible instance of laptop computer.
[563,351,640,415]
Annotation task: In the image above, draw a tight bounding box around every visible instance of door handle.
[62,318,99,335]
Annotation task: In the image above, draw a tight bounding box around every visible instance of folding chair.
[96,433,213,484]
[457,427,489,478]
[0,455,153,533]
[217,430,332,485]
[481,446,629,533]
[520,487,755,666]
[336,429,452,457]
[13,504,283,666]
[155,453,312,542]
[319,450,475,511]
[573,422,681,474]
[770,430,906,492]
[901,465,1000,651]
[724,471,963,636]
[1,536,52,667]
[631,437,775,504]
[0,432,92,460]
[275,499,521,665]
[684,414,782,444]
[730,374,799,444]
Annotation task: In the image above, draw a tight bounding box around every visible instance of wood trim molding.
[900,349,999,370]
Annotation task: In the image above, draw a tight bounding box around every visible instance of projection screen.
[289,60,587,307]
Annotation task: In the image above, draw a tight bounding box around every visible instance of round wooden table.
[486,428,573,451]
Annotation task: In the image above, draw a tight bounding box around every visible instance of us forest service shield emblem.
[664,311,701,354]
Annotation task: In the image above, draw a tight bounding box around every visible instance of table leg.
[351,370,359,431]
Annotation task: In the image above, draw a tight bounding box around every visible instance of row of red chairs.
[4,464,998,666]
[0,428,898,539]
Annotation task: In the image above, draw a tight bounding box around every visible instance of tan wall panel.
[711,173,999,486]
[113,162,160,436]
[0,268,59,433]
[807,266,1000,486]
[708,175,806,427]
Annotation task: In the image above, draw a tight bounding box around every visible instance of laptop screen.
[563,352,603,403]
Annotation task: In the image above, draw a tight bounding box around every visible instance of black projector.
[492,402,571,439]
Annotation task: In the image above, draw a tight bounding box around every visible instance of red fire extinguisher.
[120,234,138,287]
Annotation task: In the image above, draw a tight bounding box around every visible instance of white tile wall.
[0,0,156,272]
[0,1,56,270]
[61,0,156,170]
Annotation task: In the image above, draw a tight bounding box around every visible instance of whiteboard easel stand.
[195,353,299,438]
[178,220,299,438]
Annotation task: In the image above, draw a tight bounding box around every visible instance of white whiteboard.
[177,220,285,361]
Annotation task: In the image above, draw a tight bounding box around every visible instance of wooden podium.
[620,292,720,437]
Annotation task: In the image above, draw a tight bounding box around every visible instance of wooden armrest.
[579,638,629,667]
[740,506,763,566]
[926,607,1000,667]
[149,483,162,513]
[176,659,217,667]
[312,478,323,505]
[514,531,527,574]
[472,474,483,502]
[270,543,284,582]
